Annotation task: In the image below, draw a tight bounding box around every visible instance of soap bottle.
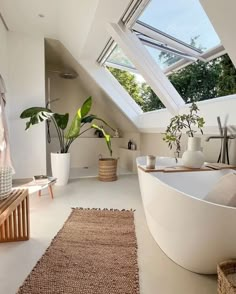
[128,140,132,150]
[131,142,136,150]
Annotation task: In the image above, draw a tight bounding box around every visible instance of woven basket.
[0,167,12,200]
[98,158,118,182]
[218,260,236,294]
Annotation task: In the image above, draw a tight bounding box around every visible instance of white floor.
[0,175,217,294]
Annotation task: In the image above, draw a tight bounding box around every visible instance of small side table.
[37,182,55,199]
[0,189,29,243]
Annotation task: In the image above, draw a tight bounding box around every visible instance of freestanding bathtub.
[137,156,236,274]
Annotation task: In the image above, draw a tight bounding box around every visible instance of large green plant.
[163,102,205,156]
[20,96,114,155]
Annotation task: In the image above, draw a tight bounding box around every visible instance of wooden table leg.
[48,185,54,199]
[38,189,41,197]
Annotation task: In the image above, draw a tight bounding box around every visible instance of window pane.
[107,67,165,112]
[168,54,236,103]
[145,45,182,70]
[138,0,220,52]
[106,45,135,70]
[105,44,165,112]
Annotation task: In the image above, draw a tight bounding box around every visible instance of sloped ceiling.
[45,39,138,132]
[1,0,138,132]
[0,0,130,59]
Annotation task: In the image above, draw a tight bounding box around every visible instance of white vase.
[182,137,205,168]
[51,153,70,186]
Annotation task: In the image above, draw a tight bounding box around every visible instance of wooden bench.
[0,189,29,243]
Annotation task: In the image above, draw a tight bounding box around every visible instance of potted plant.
[163,102,205,168]
[20,96,114,185]
[92,125,118,181]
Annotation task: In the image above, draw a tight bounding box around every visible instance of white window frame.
[107,22,185,114]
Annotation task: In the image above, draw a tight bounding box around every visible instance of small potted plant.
[92,125,118,181]
[20,96,115,185]
[163,102,205,168]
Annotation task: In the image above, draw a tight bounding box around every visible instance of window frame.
[97,0,233,116]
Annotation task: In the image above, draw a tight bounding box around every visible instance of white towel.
[0,74,14,171]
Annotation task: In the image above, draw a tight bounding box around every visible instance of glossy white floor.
[0,175,217,294]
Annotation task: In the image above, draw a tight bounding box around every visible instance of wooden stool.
[38,182,54,199]
[0,189,29,243]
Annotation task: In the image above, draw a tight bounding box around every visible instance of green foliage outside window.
[108,53,236,112]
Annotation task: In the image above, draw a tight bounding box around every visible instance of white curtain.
[0,74,14,171]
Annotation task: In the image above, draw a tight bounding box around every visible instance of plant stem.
[64,127,93,153]
[79,127,92,136]
[51,116,64,152]
[187,119,194,137]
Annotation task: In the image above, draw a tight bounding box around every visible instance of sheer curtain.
[0,74,14,171]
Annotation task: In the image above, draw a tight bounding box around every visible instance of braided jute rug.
[17,208,139,294]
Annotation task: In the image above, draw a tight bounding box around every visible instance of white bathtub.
[137,156,236,274]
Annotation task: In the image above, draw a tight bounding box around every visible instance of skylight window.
[106,45,135,71]
[98,0,236,116]
[104,45,165,112]
[167,54,236,103]
[144,45,182,70]
[107,66,165,112]
[138,0,220,53]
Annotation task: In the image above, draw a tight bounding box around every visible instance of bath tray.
[218,260,236,294]
[205,163,236,170]
[138,165,212,173]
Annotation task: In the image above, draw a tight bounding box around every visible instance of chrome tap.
[205,117,236,164]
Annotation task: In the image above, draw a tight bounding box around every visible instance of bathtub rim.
[137,160,236,211]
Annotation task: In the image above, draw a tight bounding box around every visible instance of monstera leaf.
[20,107,53,130]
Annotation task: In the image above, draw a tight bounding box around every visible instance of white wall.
[137,95,236,134]
[141,133,236,165]
[7,32,46,178]
[200,0,236,69]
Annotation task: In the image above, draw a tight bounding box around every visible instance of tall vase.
[182,137,205,168]
[51,153,70,185]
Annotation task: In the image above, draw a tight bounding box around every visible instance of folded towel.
[204,173,236,207]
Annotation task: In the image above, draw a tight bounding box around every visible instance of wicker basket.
[98,158,118,182]
[218,260,236,294]
[0,167,12,200]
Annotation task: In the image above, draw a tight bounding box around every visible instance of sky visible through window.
[138,0,220,52]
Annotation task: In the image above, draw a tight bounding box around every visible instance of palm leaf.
[92,124,112,156]
[81,96,92,118]
[65,109,82,139]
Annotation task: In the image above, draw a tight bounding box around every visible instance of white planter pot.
[182,137,205,168]
[51,153,70,186]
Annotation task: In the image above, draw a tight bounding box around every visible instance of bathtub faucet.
[205,117,236,164]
